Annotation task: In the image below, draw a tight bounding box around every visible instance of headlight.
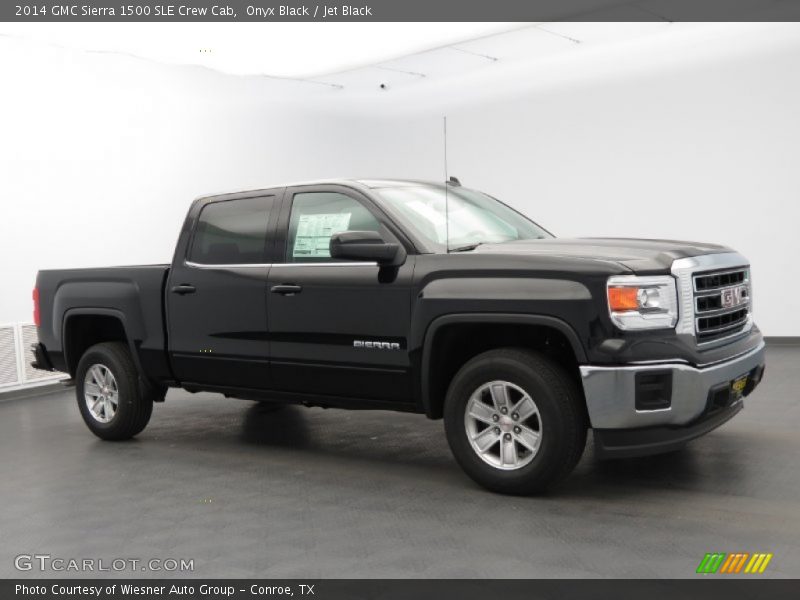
[607,275,678,330]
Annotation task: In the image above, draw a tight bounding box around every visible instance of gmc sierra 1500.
[33,179,765,494]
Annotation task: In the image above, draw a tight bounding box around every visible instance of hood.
[471,237,731,272]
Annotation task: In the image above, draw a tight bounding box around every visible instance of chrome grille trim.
[692,268,748,293]
[693,267,750,342]
[695,303,750,318]
[695,312,749,336]
[670,252,753,348]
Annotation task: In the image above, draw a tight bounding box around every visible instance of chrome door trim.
[184,261,378,269]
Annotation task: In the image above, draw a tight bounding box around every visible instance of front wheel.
[444,348,587,495]
[76,342,153,440]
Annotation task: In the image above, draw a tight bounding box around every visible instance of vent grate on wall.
[0,323,66,391]
[22,324,59,382]
[0,326,19,386]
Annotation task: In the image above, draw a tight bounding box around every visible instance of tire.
[76,342,153,440]
[444,348,587,495]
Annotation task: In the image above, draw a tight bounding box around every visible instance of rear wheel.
[444,348,586,494]
[76,342,153,440]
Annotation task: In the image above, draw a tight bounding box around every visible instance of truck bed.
[35,265,171,381]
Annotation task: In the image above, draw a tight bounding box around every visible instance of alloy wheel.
[464,380,543,470]
[83,364,119,423]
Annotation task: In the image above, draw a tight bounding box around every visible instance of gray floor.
[1,346,798,579]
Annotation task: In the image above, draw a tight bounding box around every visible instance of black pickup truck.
[33,179,766,494]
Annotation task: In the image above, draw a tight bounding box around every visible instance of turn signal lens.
[608,286,640,312]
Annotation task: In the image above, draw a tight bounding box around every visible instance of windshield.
[376,185,552,251]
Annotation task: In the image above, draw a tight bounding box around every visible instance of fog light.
[635,371,673,411]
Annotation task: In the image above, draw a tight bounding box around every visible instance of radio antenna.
[443,115,450,253]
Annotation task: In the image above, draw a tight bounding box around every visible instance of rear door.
[167,190,282,390]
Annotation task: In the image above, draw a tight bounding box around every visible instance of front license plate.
[731,374,749,400]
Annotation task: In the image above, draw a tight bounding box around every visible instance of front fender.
[417,312,588,417]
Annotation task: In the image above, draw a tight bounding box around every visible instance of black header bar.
[3,0,800,22]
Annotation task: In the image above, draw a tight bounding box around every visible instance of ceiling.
[0,20,692,94]
[315,21,675,91]
[0,22,527,78]
[1,0,796,94]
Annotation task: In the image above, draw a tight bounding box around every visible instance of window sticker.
[293,213,352,258]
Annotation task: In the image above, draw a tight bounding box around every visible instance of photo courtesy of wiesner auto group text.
[0,0,798,598]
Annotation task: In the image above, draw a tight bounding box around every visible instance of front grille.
[693,267,750,343]
[694,270,746,291]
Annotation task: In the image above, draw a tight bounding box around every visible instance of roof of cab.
[353,178,443,189]
[196,178,444,203]
[270,178,443,189]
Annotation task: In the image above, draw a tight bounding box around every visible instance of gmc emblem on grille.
[721,285,748,309]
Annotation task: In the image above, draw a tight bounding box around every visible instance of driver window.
[286,192,382,263]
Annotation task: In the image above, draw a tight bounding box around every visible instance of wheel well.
[425,323,582,419]
[64,315,128,377]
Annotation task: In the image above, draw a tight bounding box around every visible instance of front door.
[167,190,282,390]
[267,185,415,403]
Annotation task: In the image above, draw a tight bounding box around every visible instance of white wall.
[2,22,799,336]
[0,38,440,327]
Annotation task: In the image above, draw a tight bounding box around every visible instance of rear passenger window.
[188,197,273,265]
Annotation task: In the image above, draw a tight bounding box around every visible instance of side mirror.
[330,231,405,266]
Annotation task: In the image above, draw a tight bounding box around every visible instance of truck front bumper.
[580,341,766,458]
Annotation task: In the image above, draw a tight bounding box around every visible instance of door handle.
[170,284,196,295]
[270,284,303,295]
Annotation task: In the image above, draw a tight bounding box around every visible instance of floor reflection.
[241,402,312,448]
